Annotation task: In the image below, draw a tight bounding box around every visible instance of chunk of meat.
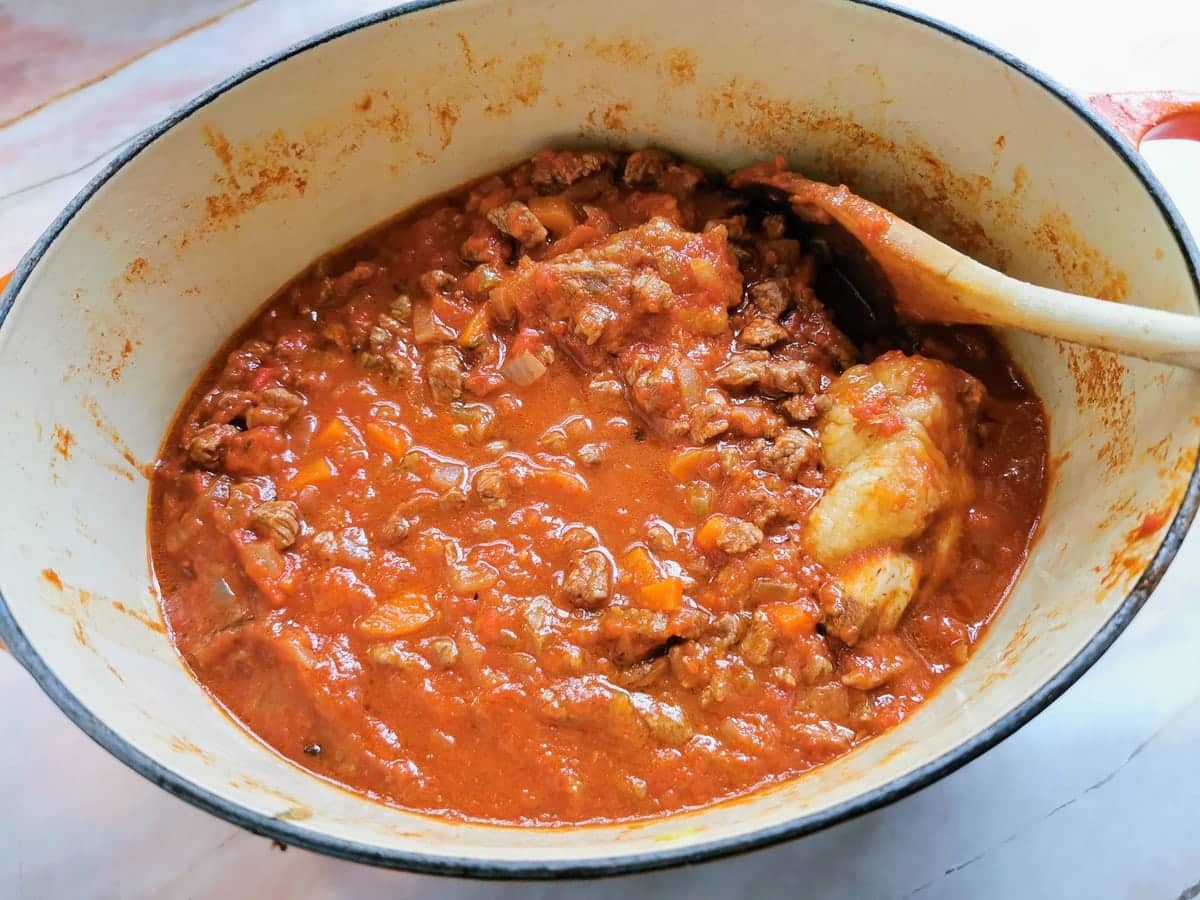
[629,692,693,745]
[251,500,301,550]
[839,634,914,690]
[739,317,788,348]
[760,358,821,395]
[738,609,775,666]
[804,352,983,642]
[473,467,509,508]
[600,607,708,665]
[716,518,763,554]
[562,549,612,609]
[749,279,791,317]
[244,387,305,428]
[486,201,549,248]
[489,217,741,367]
[573,303,615,346]
[820,548,919,645]
[715,352,768,389]
[758,428,819,480]
[426,346,465,403]
[531,149,616,190]
[621,148,703,193]
[186,424,240,467]
[780,393,819,423]
[689,393,731,443]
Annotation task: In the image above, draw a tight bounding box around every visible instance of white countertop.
[3,2,1200,897]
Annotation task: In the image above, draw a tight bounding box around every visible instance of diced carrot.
[313,417,355,450]
[667,447,718,482]
[458,306,491,350]
[694,515,729,552]
[620,546,660,584]
[539,468,589,497]
[766,603,819,637]
[364,422,410,459]
[355,594,436,638]
[527,195,578,236]
[638,577,683,612]
[288,456,335,489]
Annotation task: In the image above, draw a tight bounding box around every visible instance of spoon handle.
[999,279,1200,370]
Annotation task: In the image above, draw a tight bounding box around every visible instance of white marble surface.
[3,1,1200,897]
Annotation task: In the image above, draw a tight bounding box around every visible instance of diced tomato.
[464,367,506,397]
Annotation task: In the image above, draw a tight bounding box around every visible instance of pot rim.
[1,0,1197,880]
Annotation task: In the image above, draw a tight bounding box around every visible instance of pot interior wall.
[0,0,1196,868]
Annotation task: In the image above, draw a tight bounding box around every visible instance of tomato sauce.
[150,149,1047,824]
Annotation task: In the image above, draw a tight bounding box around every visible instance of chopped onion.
[429,462,466,491]
[448,560,500,594]
[209,576,236,606]
[675,357,703,405]
[412,300,454,344]
[501,350,548,387]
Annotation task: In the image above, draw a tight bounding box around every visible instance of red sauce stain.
[1032,210,1129,301]
[663,48,697,86]
[73,620,89,648]
[169,735,215,764]
[994,134,1007,150]
[41,569,63,591]
[354,94,373,113]
[481,53,545,118]
[427,102,460,150]
[585,36,653,66]
[1144,434,1173,464]
[83,397,151,480]
[698,79,1011,268]
[601,102,631,132]
[0,271,11,293]
[105,335,139,383]
[1011,164,1027,194]
[1137,510,1169,538]
[123,256,151,285]
[1155,247,1165,261]
[1098,496,1181,595]
[51,425,75,461]
[201,129,312,234]
[1062,345,1133,473]
[203,125,238,187]
[112,600,166,635]
[456,32,475,72]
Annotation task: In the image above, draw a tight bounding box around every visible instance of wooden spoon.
[731,160,1200,370]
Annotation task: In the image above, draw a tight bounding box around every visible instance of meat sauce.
[150,149,1048,824]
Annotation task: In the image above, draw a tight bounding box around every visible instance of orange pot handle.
[1089,91,1200,146]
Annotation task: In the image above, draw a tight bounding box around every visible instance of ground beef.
[427,346,465,403]
[186,424,239,467]
[251,500,301,549]
[758,429,820,480]
[562,549,612,609]
[716,518,764,554]
[716,352,769,389]
[749,279,791,317]
[487,201,549,248]
[531,149,616,190]
[739,317,789,348]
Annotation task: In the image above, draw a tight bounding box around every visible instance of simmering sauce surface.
[150,149,1048,824]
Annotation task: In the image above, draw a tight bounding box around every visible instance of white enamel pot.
[2,0,1198,879]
